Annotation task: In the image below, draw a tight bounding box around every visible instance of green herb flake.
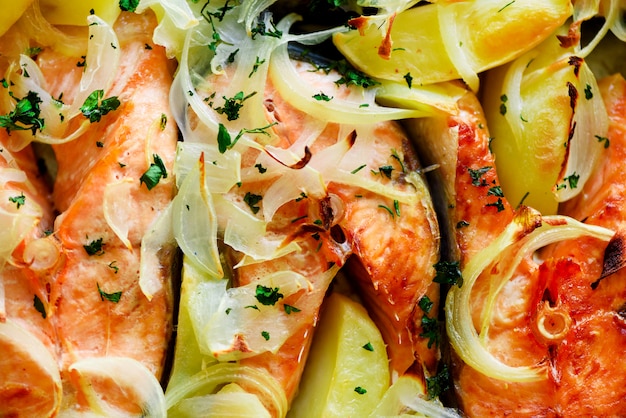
[499,94,508,115]
[354,386,367,395]
[108,261,119,274]
[393,200,400,217]
[378,165,394,179]
[497,0,515,12]
[468,166,492,187]
[119,0,140,12]
[418,296,433,313]
[487,185,504,197]
[391,149,405,173]
[255,163,267,173]
[565,172,580,189]
[456,220,470,229]
[0,91,45,135]
[433,260,463,287]
[584,83,593,100]
[486,197,506,212]
[83,238,105,256]
[596,135,610,148]
[245,305,260,311]
[426,365,451,400]
[33,295,46,319]
[97,282,122,303]
[261,330,270,341]
[255,285,283,306]
[362,342,374,352]
[249,56,266,77]
[403,72,413,88]
[420,314,440,349]
[214,91,256,121]
[244,192,263,214]
[80,89,121,123]
[140,154,168,190]
[312,92,333,101]
[160,113,167,130]
[284,304,301,314]
[351,164,366,174]
[9,193,25,209]
[378,204,395,218]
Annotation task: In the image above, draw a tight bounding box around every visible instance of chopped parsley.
[584,83,593,100]
[497,0,515,12]
[468,166,492,187]
[214,91,256,121]
[97,282,122,303]
[217,122,276,153]
[244,192,263,214]
[596,135,610,148]
[456,220,470,229]
[433,260,463,287]
[351,164,366,174]
[354,386,367,395]
[255,163,267,173]
[393,199,400,217]
[418,296,433,313]
[33,295,46,319]
[250,20,282,39]
[362,342,374,351]
[80,90,121,123]
[499,94,508,115]
[160,113,167,130]
[420,314,440,349]
[312,92,333,101]
[0,91,45,135]
[83,238,105,256]
[403,72,413,88]
[378,165,394,179]
[378,204,395,218]
[119,0,139,12]
[391,149,405,172]
[486,198,506,212]
[487,185,504,197]
[255,285,283,306]
[140,154,168,190]
[9,193,25,209]
[557,172,580,191]
[426,365,451,400]
[108,261,119,274]
[284,304,301,314]
[326,60,379,89]
[249,57,266,77]
[261,330,270,341]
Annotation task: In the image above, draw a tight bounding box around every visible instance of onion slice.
[66,357,167,417]
[0,320,62,417]
[172,154,223,278]
[445,207,614,382]
[165,363,287,417]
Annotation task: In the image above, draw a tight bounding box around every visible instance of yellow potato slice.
[288,291,390,418]
[333,0,572,87]
[0,0,34,37]
[40,0,121,26]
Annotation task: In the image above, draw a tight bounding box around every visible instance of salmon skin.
[408,75,626,416]
[0,9,178,416]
